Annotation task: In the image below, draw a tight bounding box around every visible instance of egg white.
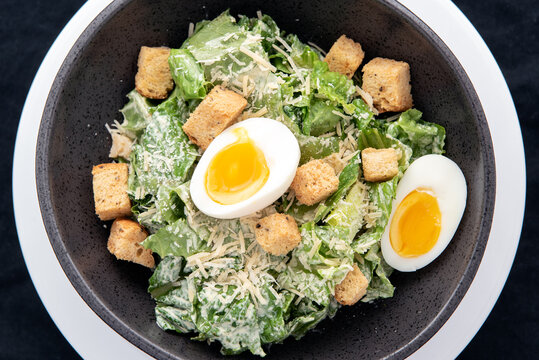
[190,117,300,219]
[381,154,467,272]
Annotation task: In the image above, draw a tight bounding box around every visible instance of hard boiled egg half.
[381,154,467,272]
[190,117,300,219]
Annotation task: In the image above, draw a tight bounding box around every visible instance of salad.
[91,11,466,357]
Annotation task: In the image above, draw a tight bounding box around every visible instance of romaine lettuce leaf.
[130,93,198,197]
[385,109,446,160]
[168,48,207,99]
[302,99,341,136]
[287,297,339,339]
[278,223,354,306]
[356,243,395,302]
[311,60,356,114]
[297,134,340,164]
[326,180,368,242]
[314,153,361,222]
[118,89,156,136]
[142,218,210,258]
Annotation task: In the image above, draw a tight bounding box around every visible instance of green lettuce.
[168,49,207,99]
[129,93,198,197]
[118,89,156,136]
[302,99,341,136]
[385,109,446,160]
[297,134,340,164]
[356,243,395,302]
[311,60,356,114]
[142,218,209,258]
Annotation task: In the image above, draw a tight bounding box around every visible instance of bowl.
[35,0,495,358]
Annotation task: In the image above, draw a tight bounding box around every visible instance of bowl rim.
[14,1,516,358]
[35,0,496,358]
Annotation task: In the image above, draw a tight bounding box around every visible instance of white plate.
[13,0,525,359]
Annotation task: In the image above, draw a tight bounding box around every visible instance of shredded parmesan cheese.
[332,110,352,121]
[188,22,194,37]
[356,86,379,115]
[239,46,276,72]
[271,44,305,85]
[307,41,327,56]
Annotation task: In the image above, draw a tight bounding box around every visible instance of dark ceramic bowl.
[36,0,495,358]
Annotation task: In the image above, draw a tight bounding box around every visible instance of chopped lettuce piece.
[278,223,354,306]
[326,181,368,242]
[311,60,356,114]
[356,243,395,302]
[302,99,342,136]
[314,153,361,222]
[130,93,198,197]
[385,109,446,160]
[118,89,156,136]
[168,48,207,99]
[297,134,340,164]
[142,218,209,258]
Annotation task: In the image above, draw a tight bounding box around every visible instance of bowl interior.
[36,0,495,358]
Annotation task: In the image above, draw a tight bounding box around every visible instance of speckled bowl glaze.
[36,0,495,359]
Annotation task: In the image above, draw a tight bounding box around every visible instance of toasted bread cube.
[107,219,155,268]
[92,163,131,220]
[255,214,301,256]
[361,57,413,113]
[362,148,399,182]
[182,85,248,150]
[325,35,365,79]
[290,159,339,206]
[135,46,174,99]
[109,133,133,159]
[334,264,368,305]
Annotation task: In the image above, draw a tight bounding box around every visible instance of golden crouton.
[255,214,301,256]
[109,133,133,159]
[92,163,132,221]
[361,57,413,113]
[334,264,369,305]
[107,218,155,268]
[362,147,399,182]
[325,35,365,79]
[182,85,248,150]
[135,46,174,99]
[290,159,339,206]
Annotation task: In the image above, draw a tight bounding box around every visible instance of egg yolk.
[389,188,442,257]
[205,127,270,205]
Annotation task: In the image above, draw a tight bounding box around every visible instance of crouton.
[362,147,399,182]
[182,85,248,150]
[334,264,369,305]
[135,46,174,99]
[107,218,155,268]
[290,159,339,206]
[109,133,133,159]
[325,35,365,79]
[361,57,413,113]
[255,214,301,256]
[92,163,131,221]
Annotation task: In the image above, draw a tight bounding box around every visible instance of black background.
[1,0,537,359]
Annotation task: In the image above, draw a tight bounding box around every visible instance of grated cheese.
[356,85,379,115]
[332,110,352,121]
[188,22,194,37]
[271,44,305,85]
[239,46,277,72]
[228,52,246,66]
[307,41,327,56]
